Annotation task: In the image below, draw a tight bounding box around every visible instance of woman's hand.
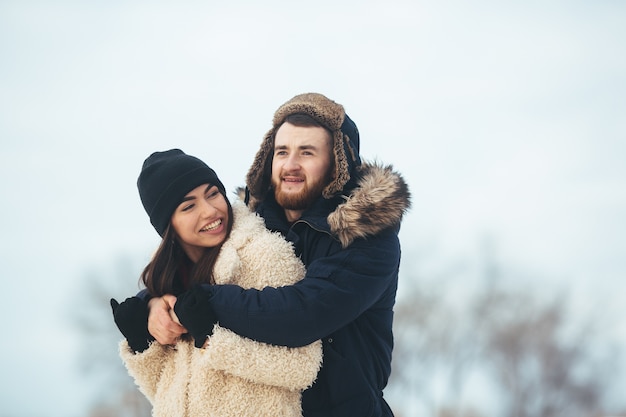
[147,295,188,345]
[110,297,152,353]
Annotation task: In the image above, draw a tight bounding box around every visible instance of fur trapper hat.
[246,93,362,200]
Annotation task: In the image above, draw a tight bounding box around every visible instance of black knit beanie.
[137,149,226,237]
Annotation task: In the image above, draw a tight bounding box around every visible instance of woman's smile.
[200,218,223,233]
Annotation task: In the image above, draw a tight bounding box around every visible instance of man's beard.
[272,173,329,211]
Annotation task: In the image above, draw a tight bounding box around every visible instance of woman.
[110,149,322,417]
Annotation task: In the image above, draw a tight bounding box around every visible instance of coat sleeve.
[202,325,322,390]
[118,340,170,402]
[205,228,401,347]
[204,211,323,390]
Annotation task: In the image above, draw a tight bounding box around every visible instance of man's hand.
[174,285,218,348]
[147,295,188,345]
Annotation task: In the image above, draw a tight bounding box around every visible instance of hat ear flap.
[322,130,350,198]
[246,129,276,199]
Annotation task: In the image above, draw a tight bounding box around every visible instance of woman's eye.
[182,203,194,211]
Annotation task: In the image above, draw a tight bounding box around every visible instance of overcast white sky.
[1,1,625,416]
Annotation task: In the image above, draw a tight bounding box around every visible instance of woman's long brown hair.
[140,193,234,297]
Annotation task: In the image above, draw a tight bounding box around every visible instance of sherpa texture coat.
[120,200,323,417]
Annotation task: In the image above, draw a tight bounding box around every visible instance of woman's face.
[170,183,229,263]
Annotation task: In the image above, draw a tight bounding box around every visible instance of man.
[149,93,411,416]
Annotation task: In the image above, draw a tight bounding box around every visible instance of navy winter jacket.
[204,163,410,417]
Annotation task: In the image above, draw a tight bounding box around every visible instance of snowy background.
[1,1,625,416]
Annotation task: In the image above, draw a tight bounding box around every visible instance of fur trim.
[328,161,411,248]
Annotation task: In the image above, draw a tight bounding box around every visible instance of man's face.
[271,122,333,221]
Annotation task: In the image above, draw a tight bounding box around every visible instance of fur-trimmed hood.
[328,161,411,247]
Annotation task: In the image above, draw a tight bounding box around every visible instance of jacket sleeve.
[118,340,170,402]
[205,228,401,347]
[202,324,322,390]
[201,209,323,390]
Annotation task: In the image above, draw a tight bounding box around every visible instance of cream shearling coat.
[120,200,323,417]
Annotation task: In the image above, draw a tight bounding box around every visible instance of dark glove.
[110,297,153,353]
[173,285,217,348]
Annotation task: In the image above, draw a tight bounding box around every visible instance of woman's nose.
[198,199,218,217]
